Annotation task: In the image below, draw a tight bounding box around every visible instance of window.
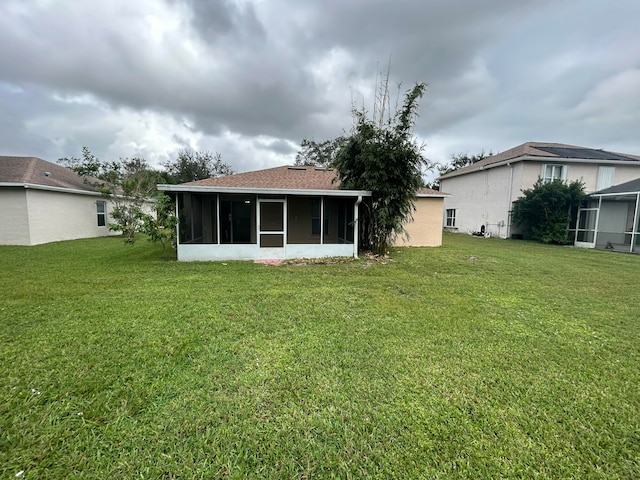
[445,209,456,227]
[596,166,615,190]
[96,201,106,227]
[542,164,566,183]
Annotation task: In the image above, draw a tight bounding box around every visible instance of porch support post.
[216,194,220,245]
[353,196,362,258]
[632,192,640,253]
[593,196,602,248]
[320,197,324,245]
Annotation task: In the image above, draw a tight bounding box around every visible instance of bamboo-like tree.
[333,83,429,255]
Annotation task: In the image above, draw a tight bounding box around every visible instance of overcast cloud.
[1,0,639,174]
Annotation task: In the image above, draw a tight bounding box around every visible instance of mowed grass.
[1,234,639,478]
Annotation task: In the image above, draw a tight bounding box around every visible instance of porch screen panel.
[260,202,284,231]
[220,195,255,244]
[576,209,596,243]
[325,197,355,244]
[287,197,320,244]
[260,234,284,247]
[259,201,284,248]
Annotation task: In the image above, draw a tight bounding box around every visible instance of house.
[158,165,447,261]
[572,177,640,253]
[0,156,114,245]
[439,142,640,238]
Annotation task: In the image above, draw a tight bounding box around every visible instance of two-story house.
[439,142,640,239]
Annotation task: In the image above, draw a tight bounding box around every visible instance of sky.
[1,0,639,176]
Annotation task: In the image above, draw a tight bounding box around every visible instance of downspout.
[354,195,362,258]
[631,192,640,253]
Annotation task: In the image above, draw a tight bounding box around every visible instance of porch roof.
[158,165,372,196]
[591,177,640,196]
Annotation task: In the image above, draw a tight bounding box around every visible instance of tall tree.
[511,179,585,244]
[59,147,163,243]
[333,82,429,255]
[163,149,233,183]
[294,137,347,167]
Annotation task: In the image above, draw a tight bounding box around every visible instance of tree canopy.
[333,82,429,255]
[163,149,233,184]
[59,147,164,243]
[294,137,347,168]
[511,179,585,244]
[427,151,491,190]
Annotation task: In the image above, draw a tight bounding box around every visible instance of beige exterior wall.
[0,188,31,245]
[0,187,115,245]
[395,197,444,247]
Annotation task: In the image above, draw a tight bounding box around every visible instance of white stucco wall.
[441,164,516,238]
[25,189,114,245]
[442,160,640,239]
[521,162,640,194]
[0,188,31,245]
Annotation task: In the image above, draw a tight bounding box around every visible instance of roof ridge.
[23,157,40,183]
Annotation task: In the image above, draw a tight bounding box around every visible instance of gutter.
[158,184,372,197]
[0,182,103,196]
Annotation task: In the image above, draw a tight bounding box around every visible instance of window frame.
[596,165,615,191]
[445,208,456,227]
[96,200,106,227]
[541,164,567,183]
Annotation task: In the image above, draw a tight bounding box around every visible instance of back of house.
[439,142,640,240]
[0,156,114,245]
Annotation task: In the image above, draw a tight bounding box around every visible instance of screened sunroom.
[572,178,640,253]
[158,166,370,261]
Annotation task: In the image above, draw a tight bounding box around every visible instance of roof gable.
[0,156,98,192]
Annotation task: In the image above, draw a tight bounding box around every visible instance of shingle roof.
[439,142,640,180]
[417,187,445,196]
[173,165,447,197]
[0,156,98,192]
[592,177,640,195]
[181,165,342,190]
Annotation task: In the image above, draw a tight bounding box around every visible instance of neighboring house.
[0,156,114,245]
[158,165,447,261]
[572,177,640,253]
[439,142,640,238]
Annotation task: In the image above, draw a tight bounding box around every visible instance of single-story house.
[572,177,640,253]
[0,156,115,245]
[439,142,640,238]
[158,165,447,261]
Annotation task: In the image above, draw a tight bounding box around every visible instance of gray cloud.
[0,0,639,172]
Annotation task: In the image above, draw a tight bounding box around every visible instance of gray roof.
[592,177,640,195]
[0,156,99,192]
[439,142,640,180]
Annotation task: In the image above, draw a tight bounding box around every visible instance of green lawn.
[1,234,639,478]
